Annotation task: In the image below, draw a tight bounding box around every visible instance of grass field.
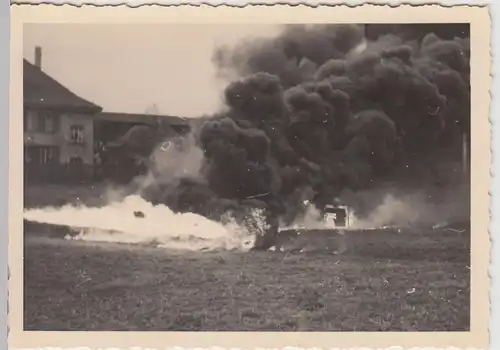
[24,225,470,331]
[23,184,470,331]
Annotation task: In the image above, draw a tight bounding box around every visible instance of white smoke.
[279,202,331,231]
[24,195,257,251]
[133,133,205,192]
[346,186,470,230]
[279,188,467,233]
[348,194,420,229]
[23,130,267,252]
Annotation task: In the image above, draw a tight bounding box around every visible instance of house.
[23,47,103,183]
[23,47,192,184]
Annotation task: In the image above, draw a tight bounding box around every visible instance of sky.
[23,24,282,118]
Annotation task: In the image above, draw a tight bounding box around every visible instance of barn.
[93,112,191,182]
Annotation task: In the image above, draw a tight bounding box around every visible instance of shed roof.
[95,111,190,127]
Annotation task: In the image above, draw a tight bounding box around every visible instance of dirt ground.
[24,227,470,331]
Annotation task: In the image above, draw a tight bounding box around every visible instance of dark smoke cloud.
[214,24,365,88]
[138,24,470,228]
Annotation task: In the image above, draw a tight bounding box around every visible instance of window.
[24,111,59,133]
[24,110,37,132]
[69,156,84,171]
[25,146,59,165]
[44,115,55,133]
[38,112,59,133]
[70,157,83,165]
[24,111,32,132]
[40,147,55,164]
[70,125,85,144]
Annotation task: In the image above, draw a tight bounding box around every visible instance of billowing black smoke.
[142,24,470,228]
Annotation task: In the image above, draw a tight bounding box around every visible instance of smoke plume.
[161,24,470,227]
[25,24,470,250]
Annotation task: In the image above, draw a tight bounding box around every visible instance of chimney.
[34,46,42,69]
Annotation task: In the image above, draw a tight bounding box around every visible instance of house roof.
[23,59,103,113]
[95,111,190,127]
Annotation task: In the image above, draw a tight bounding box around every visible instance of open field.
[23,184,470,331]
[24,225,470,331]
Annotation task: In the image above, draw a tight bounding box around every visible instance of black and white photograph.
[9,4,490,344]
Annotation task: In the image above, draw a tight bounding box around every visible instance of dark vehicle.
[252,204,351,251]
